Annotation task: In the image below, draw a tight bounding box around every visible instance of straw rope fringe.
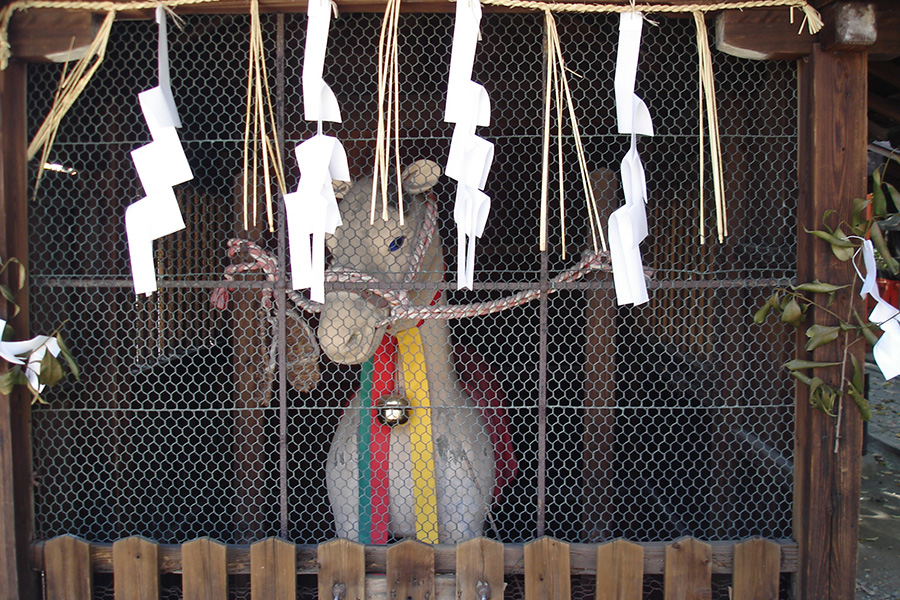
[243,0,287,232]
[694,11,726,244]
[370,0,404,224]
[0,0,824,71]
[1,0,821,244]
[27,10,115,194]
[541,9,605,256]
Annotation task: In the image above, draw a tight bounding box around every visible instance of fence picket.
[596,539,643,600]
[317,538,365,600]
[386,539,435,600]
[524,537,571,600]
[112,536,159,600]
[44,535,91,600]
[250,538,296,600]
[456,537,504,600]
[664,537,712,600]
[182,538,228,600]
[733,538,780,600]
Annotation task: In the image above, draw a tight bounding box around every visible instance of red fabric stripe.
[455,344,518,500]
[369,334,395,544]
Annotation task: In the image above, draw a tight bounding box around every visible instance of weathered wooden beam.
[715,8,815,60]
[869,0,900,60]
[0,59,35,600]
[819,2,876,51]
[795,44,867,600]
[868,92,900,125]
[7,9,98,62]
[717,1,900,60]
[30,539,801,575]
[869,60,900,92]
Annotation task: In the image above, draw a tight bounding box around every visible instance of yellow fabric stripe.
[396,327,439,543]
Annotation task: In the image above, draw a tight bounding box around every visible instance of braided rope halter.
[216,193,619,325]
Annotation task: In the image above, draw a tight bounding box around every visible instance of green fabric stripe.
[357,356,374,544]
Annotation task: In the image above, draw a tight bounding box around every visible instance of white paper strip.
[445,0,493,290]
[126,7,192,297]
[285,134,350,303]
[126,188,187,296]
[454,184,490,290]
[303,0,341,122]
[615,13,653,136]
[608,11,654,307]
[0,319,59,367]
[131,127,193,195]
[445,0,482,124]
[0,320,62,393]
[156,6,181,129]
[856,240,900,380]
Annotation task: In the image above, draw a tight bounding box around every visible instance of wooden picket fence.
[35,535,794,600]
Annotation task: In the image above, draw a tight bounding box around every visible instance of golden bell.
[376,395,410,427]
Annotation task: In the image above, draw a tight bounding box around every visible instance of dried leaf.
[39,352,63,387]
[781,298,805,327]
[873,168,887,217]
[793,281,848,294]
[0,284,20,317]
[804,228,854,248]
[56,335,79,380]
[783,359,842,371]
[0,369,18,395]
[870,221,900,275]
[805,324,840,351]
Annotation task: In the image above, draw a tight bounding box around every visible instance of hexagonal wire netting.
[27,9,795,560]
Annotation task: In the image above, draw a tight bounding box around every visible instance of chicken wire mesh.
[27,11,796,549]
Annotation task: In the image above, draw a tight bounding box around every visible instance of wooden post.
[524,537,571,600]
[44,535,92,600]
[317,538,365,600]
[113,537,160,600]
[595,539,643,600]
[456,537,504,600]
[663,537,711,600]
[250,538,296,600]
[795,44,867,600]
[0,59,34,600]
[732,538,780,600]
[183,537,229,600]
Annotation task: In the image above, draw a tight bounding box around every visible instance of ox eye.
[389,236,406,252]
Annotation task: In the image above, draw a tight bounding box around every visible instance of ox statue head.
[317,159,442,365]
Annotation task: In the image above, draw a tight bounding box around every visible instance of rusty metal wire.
[26,12,797,555]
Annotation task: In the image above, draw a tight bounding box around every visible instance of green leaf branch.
[754,161,899,422]
[0,257,78,404]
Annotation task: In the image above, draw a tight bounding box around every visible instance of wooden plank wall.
[136,188,228,359]
[37,535,791,600]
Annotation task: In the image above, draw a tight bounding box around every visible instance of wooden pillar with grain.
[0,59,35,600]
[231,181,274,542]
[582,169,619,542]
[794,43,867,600]
[386,540,435,600]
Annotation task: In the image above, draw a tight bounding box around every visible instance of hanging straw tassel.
[540,10,605,255]
[371,0,403,224]
[693,11,726,245]
[791,4,824,35]
[27,10,115,193]
[243,0,287,233]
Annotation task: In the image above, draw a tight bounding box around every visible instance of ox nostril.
[347,330,361,349]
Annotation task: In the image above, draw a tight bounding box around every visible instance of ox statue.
[320,160,496,543]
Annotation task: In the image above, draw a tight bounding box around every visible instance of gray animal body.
[319,161,495,543]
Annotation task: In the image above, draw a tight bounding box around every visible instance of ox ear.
[332,179,352,200]
[401,160,441,194]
